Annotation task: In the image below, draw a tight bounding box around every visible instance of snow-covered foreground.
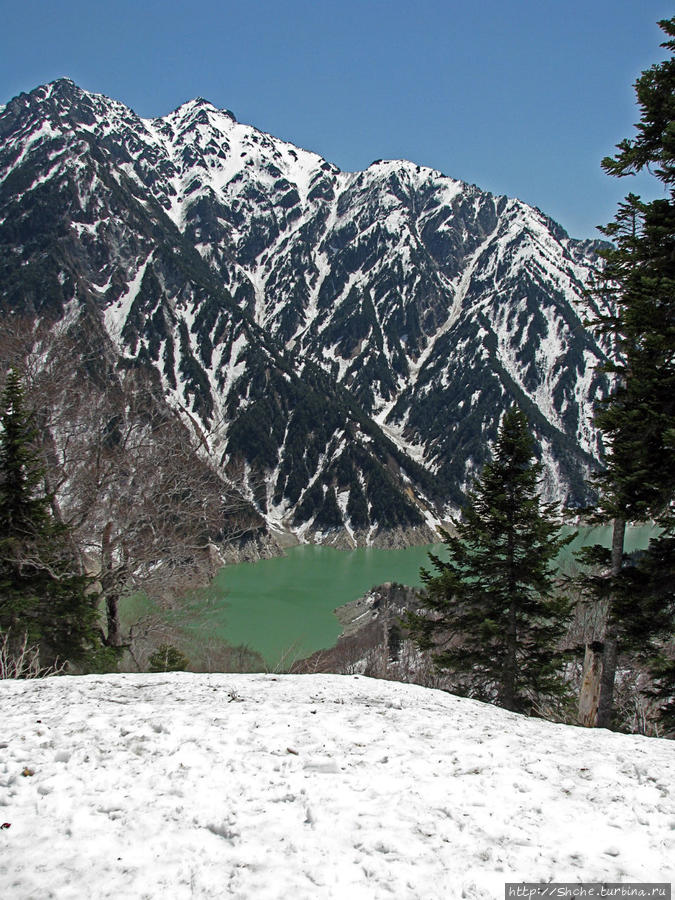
[1,674,673,899]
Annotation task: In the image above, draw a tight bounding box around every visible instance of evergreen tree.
[579,18,675,729]
[623,532,675,735]
[0,368,98,666]
[407,408,573,714]
[148,643,190,673]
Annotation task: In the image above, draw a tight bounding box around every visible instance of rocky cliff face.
[0,79,611,545]
[293,582,424,676]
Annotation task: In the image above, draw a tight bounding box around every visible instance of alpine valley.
[0,79,612,553]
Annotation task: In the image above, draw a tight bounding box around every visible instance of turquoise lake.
[187,524,657,668]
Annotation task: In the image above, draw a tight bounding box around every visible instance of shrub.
[148,643,190,672]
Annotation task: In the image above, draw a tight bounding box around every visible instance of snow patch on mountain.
[104,251,155,346]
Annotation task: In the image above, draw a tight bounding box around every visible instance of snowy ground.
[0,674,673,899]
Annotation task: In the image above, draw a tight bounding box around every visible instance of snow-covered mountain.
[0,79,611,545]
[1,673,673,898]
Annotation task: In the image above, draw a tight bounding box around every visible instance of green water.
[192,523,657,668]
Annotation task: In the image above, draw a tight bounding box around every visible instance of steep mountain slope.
[0,79,610,544]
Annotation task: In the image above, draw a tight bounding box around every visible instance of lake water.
[189,523,657,668]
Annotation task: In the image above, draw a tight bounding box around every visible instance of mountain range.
[0,78,611,549]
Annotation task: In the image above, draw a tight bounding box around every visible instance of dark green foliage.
[590,18,675,522]
[226,400,282,472]
[407,408,573,714]
[576,531,674,657]
[80,645,123,675]
[0,369,99,666]
[364,463,423,528]
[390,345,410,378]
[601,22,675,184]
[163,336,177,389]
[388,622,403,662]
[148,643,190,672]
[579,527,675,734]
[591,195,675,521]
[178,321,214,420]
[619,531,675,733]
[122,266,163,353]
[347,480,369,529]
[348,352,397,414]
[293,480,324,524]
[315,486,342,530]
[581,19,675,730]
[648,653,675,735]
[0,371,49,537]
[319,288,379,359]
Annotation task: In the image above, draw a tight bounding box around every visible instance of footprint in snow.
[303,759,340,774]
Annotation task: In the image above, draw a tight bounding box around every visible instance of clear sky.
[1,0,672,239]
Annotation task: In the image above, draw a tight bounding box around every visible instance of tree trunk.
[499,512,520,712]
[578,641,604,725]
[101,521,122,648]
[596,516,625,729]
[577,516,625,727]
[105,592,122,648]
[43,468,86,577]
[501,602,518,711]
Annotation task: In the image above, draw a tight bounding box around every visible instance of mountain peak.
[49,76,76,88]
[44,77,87,103]
[171,96,236,122]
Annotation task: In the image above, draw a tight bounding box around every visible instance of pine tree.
[148,643,190,673]
[579,18,675,729]
[407,408,573,714]
[622,531,675,735]
[0,368,98,666]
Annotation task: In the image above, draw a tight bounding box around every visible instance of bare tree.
[0,318,262,660]
[0,630,67,679]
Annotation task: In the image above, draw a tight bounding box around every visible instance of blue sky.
[1,0,672,238]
